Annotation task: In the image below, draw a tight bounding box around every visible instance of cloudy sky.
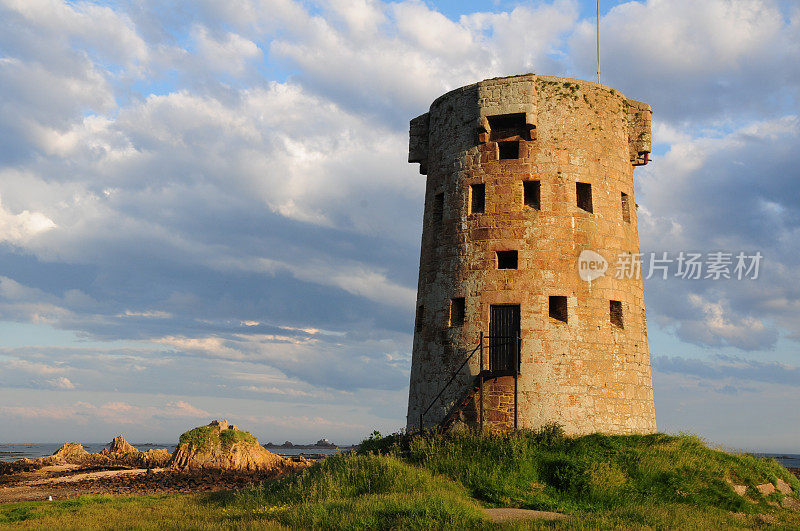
[0,0,798,451]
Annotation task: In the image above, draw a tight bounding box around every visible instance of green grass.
[361,427,799,516]
[3,429,799,529]
[178,426,258,452]
[219,429,257,451]
[0,494,282,530]
[228,453,486,529]
[178,426,217,450]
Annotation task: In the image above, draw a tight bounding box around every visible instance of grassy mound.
[358,427,800,520]
[229,453,486,529]
[178,425,258,452]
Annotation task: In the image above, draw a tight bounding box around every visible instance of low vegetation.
[178,425,258,452]
[2,427,799,529]
[178,425,218,450]
[218,429,258,451]
[360,427,799,521]
[229,453,486,529]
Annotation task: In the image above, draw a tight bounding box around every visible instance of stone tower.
[406,74,656,435]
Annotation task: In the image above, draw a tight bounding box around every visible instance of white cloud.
[0,195,56,245]
[0,0,148,68]
[0,399,209,425]
[637,114,800,349]
[120,310,173,319]
[569,0,800,123]
[681,294,776,350]
[270,0,579,119]
[323,0,387,36]
[191,25,262,76]
[46,376,75,390]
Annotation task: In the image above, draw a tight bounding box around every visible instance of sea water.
[0,443,343,462]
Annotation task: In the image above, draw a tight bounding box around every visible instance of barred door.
[489,305,520,375]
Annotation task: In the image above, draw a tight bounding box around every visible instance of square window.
[549,296,567,323]
[610,300,624,328]
[524,180,540,210]
[621,192,631,223]
[470,184,485,214]
[498,141,520,160]
[450,298,465,327]
[576,182,593,213]
[497,250,518,269]
[488,113,528,141]
[415,305,424,331]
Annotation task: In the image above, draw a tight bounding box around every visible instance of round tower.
[406,74,656,435]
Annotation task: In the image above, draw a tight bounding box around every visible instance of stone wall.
[406,74,656,435]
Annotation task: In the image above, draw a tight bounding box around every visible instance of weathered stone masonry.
[406,74,656,435]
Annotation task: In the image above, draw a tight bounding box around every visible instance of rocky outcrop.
[139,448,171,467]
[35,438,171,469]
[168,420,290,472]
[53,442,90,462]
[102,435,139,456]
[97,436,170,468]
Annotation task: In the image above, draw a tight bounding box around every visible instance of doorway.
[489,304,520,375]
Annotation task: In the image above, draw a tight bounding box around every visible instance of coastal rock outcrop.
[101,435,139,456]
[99,436,171,468]
[53,442,90,462]
[168,420,289,472]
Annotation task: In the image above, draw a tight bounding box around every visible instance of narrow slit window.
[415,305,424,331]
[524,180,540,210]
[498,141,520,160]
[433,192,444,223]
[549,296,568,323]
[450,298,465,327]
[470,184,485,214]
[621,192,631,223]
[496,250,518,270]
[576,182,593,213]
[610,300,624,328]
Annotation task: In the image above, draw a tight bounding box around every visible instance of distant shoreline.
[3,444,798,468]
[0,442,352,462]
[263,444,357,450]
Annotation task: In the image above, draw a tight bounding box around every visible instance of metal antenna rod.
[596,0,601,83]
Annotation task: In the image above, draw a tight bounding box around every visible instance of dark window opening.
[621,192,631,223]
[610,300,624,328]
[488,113,529,141]
[470,184,485,214]
[433,192,444,223]
[498,141,520,160]
[576,182,593,213]
[524,180,540,210]
[497,250,518,269]
[415,305,424,331]
[549,296,568,323]
[450,298,465,327]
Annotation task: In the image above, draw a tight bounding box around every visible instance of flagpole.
[596,0,601,84]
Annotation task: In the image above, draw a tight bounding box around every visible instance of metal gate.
[489,304,520,375]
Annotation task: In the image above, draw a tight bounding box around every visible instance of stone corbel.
[627,99,651,166]
[408,112,430,175]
